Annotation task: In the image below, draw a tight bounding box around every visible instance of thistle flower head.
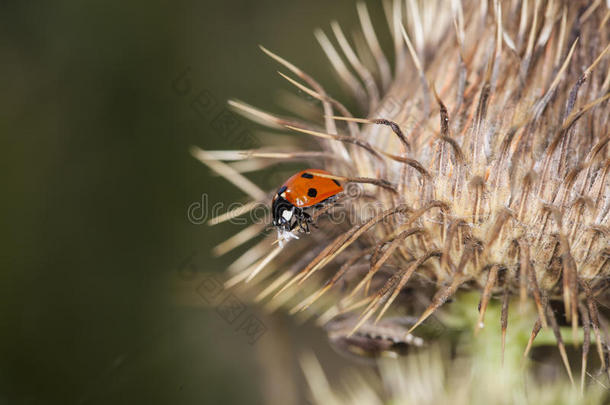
[197,0,610,385]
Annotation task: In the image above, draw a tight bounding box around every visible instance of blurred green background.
[1,0,389,403]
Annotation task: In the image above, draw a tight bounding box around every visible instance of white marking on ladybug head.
[282,209,293,222]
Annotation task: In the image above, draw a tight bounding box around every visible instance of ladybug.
[272,169,343,236]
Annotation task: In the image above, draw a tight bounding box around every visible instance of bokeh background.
[1,1,391,403]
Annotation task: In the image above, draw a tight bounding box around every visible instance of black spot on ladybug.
[277,185,287,195]
[307,188,317,198]
[333,179,341,187]
[301,172,314,179]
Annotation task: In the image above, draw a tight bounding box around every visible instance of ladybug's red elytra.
[272,169,343,235]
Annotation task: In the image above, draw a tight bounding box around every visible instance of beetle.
[272,169,343,236]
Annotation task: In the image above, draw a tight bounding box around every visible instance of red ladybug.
[272,169,343,234]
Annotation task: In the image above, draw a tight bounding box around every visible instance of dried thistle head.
[196,0,610,386]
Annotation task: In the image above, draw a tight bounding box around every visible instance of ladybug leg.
[309,216,318,229]
[298,212,309,233]
[301,211,315,233]
[290,208,306,233]
[305,212,317,229]
[286,207,299,232]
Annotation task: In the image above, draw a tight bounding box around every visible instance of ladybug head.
[272,195,295,231]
